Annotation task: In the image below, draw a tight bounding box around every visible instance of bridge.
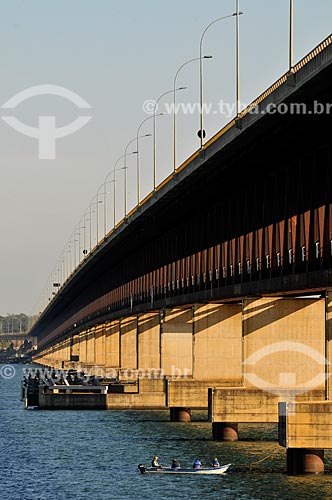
[0,332,35,350]
[30,35,332,473]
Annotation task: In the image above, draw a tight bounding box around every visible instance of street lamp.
[124,135,150,214]
[82,205,94,256]
[198,11,242,147]
[235,0,241,116]
[96,182,110,243]
[136,114,162,204]
[88,196,103,251]
[69,229,80,268]
[103,151,137,232]
[153,87,187,189]
[77,215,87,262]
[173,56,212,171]
[289,0,294,71]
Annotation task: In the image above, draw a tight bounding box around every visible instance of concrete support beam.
[279,400,332,474]
[279,401,332,449]
[193,303,242,381]
[161,308,193,377]
[120,316,138,377]
[210,387,325,426]
[105,320,120,371]
[71,335,79,362]
[138,312,160,371]
[79,331,87,365]
[168,379,241,410]
[95,325,105,367]
[325,290,332,400]
[86,328,96,366]
[106,378,166,409]
[243,297,325,392]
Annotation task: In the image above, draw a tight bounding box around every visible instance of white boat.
[138,464,231,475]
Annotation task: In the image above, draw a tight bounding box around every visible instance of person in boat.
[171,458,180,468]
[192,458,202,469]
[151,455,160,468]
[211,457,220,467]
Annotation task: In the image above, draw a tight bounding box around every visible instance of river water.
[1,364,332,500]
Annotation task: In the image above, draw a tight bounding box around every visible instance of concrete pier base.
[287,448,324,474]
[212,422,238,441]
[170,407,191,422]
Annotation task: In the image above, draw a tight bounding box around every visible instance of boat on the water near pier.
[138,464,231,475]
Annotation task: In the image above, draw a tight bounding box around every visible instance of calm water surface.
[1,364,331,500]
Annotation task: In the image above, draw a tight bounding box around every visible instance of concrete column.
[193,303,242,382]
[95,325,106,367]
[170,407,191,422]
[71,335,80,363]
[212,422,238,441]
[105,320,120,370]
[120,316,138,373]
[287,448,324,474]
[86,328,96,366]
[79,331,87,365]
[138,313,160,371]
[161,308,193,377]
[325,290,332,400]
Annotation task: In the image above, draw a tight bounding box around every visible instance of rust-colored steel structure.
[31,35,332,350]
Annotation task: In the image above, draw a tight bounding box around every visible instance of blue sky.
[0,0,332,314]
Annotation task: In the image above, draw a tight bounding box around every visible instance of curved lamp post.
[235,0,241,116]
[173,56,212,172]
[124,135,150,214]
[78,215,86,262]
[198,11,242,147]
[103,151,137,233]
[85,195,103,251]
[96,181,112,243]
[289,0,294,70]
[136,114,163,204]
[153,87,187,190]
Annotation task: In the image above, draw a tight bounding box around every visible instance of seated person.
[171,458,180,468]
[192,458,202,469]
[151,455,160,467]
[211,457,220,467]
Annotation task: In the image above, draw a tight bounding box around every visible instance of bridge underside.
[30,37,332,473]
[30,37,332,349]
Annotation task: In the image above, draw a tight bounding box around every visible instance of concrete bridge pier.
[279,402,332,474]
[286,448,324,474]
[212,422,238,441]
[169,407,191,422]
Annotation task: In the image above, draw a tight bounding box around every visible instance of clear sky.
[1,0,332,315]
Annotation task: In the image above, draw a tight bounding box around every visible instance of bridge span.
[31,35,332,473]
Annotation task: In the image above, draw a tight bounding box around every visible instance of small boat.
[138,463,231,475]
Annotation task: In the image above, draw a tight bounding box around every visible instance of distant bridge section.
[0,332,36,349]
